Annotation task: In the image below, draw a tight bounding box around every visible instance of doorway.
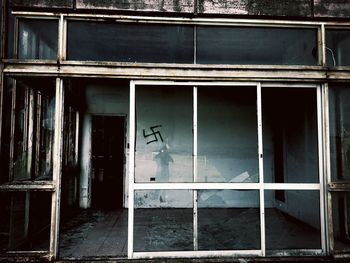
[91,115,125,209]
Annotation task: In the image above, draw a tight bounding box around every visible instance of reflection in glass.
[12,79,56,181]
[135,86,193,182]
[262,88,319,184]
[134,190,193,252]
[265,190,321,250]
[0,192,52,252]
[332,192,350,250]
[329,87,350,181]
[198,190,260,250]
[197,26,317,65]
[326,30,350,66]
[197,86,258,183]
[18,19,58,60]
[67,21,194,63]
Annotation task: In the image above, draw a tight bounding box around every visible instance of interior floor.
[59,207,323,258]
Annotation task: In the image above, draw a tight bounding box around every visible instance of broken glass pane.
[265,190,321,251]
[197,86,258,183]
[135,85,193,183]
[134,190,193,252]
[329,86,350,181]
[326,30,350,66]
[262,87,319,183]
[332,192,350,250]
[198,190,260,250]
[0,192,52,252]
[18,19,58,60]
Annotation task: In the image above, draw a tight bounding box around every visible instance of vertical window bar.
[257,82,265,256]
[128,80,136,259]
[27,88,35,179]
[321,24,326,67]
[317,84,327,253]
[193,26,197,65]
[58,14,65,61]
[49,78,64,260]
[193,86,198,250]
[35,91,42,178]
[323,83,333,253]
[9,80,16,181]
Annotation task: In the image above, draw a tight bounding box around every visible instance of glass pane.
[135,86,193,183]
[265,190,321,250]
[198,190,260,250]
[262,88,319,184]
[18,19,58,60]
[12,79,56,182]
[197,86,258,183]
[0,78,13,184]
[67,21,194,63]
[134,190,193,252]
[326,30,350,66]
[332,192,350,250]
[197,26,318,65]
[0,192,52,252]
[329,86,350,181]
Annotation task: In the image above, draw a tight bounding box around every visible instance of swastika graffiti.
[143,125,163,144]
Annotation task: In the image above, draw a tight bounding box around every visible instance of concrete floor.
[58,208,323,259]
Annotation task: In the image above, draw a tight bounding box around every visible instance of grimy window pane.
[265,190,321,250]
[18,19,58,60]
[262,88,319,184]
[198,190,260,250]
[329,86,350,181]
[134,190,193,252]
[135,86,193,183]
[12,79,56,182]
[197,26,318,65]
[0,78,13,184]
[0,192,52,252]
[326,30,350,66]
[197,86,258,183]
[67,21,194,63]
[332,192,350,250]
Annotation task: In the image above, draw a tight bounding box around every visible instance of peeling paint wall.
[10,0,350,18]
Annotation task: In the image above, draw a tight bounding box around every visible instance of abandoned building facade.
[1,0,350,261]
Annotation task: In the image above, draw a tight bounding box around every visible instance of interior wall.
[80,81,129,208]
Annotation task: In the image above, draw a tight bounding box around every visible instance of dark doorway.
[91,116,125,209]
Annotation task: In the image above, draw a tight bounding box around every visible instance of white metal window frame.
[128,80,326,259]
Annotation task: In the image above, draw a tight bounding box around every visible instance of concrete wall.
[10,0,350,18]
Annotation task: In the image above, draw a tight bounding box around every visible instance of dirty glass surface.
[329,86,350,181]
[67,21,194,63]
[11,79,56,182]
[0,78,13,184]
[0,192,52,252]
[198,190,260,250]
[135,85,193,183]
[18,19,58,60]
[197,26,318,65]
[265,190,321,251]
[134,190,193,252]
[326,30,350,66]
[197,86,258,183]
[332,192,350,250]
[262,88,319,183]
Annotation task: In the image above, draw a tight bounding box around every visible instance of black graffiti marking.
[143,125,163,144]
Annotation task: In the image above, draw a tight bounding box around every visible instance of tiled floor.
[59,208,322,259]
